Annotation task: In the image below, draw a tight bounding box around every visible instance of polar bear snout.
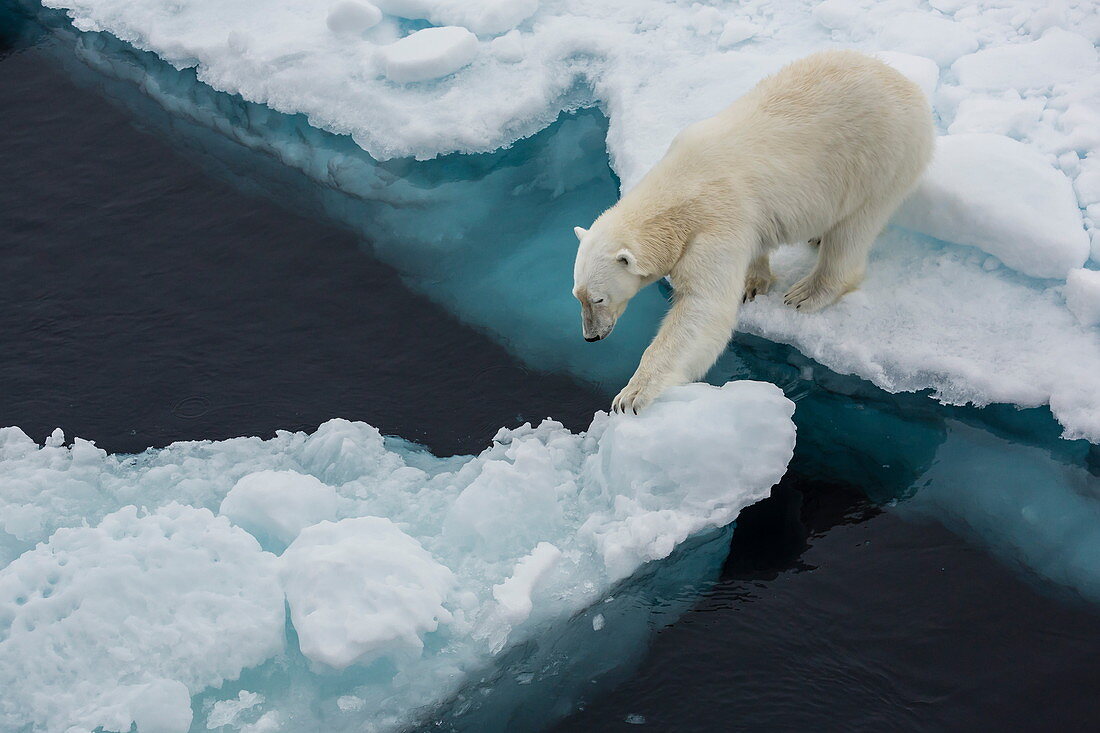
[580,302,616,342]
[576,294,620,341]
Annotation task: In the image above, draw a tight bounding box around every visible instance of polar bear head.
[572,223,653,342]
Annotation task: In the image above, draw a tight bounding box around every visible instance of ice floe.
[0,381,795,732]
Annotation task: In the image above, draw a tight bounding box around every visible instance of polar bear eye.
[591,297,605,305]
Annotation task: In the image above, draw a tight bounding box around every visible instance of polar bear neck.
[609,175,738,278]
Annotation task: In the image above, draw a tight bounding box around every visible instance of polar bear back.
[656,50,934,243]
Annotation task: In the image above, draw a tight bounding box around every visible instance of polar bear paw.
[783,273,843,312]
[743,271,775,302]
[612,375,669,414]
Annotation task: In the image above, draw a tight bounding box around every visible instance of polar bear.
[572,50,933,413]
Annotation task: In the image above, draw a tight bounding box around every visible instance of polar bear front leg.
[613,242,750,413]
[743,252,775,302]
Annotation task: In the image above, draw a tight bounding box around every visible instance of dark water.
[0,13,597,457]
[2,7,1099,731]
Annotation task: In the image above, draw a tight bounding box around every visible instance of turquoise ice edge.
[3,2,1100,731]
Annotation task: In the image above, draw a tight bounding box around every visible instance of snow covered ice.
[0,382,796,732]
[893,134,1089,280]
[380,26,478,83]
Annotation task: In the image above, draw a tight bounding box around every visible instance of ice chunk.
[878,12,977,67]
[584,382,797,581]
[812,0,860,30]
[1076,154,1100,210]
[874,51,938,101]
[1065,269,1100,327]
[381,26,478,83]
[952,28,1099,90]
[492,542,563,624]
[207,691,265,729]
[489,29,524,63]
[373,0,538,35]
[717,19,757,48]
[219,469,339,550]
[280,516,455,669]
[327,1,382,34]
[947,92,1044,138]
[0,504,284,733]
[895,134,1090,280]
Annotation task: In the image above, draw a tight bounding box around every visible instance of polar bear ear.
[573,226,588,241]
[615,248,649,277]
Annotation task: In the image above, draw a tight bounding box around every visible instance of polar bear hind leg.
[783,198,896,311]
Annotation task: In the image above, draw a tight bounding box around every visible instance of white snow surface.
[219,469,340,549]
[0,381,795,732]
[0,504,284,733]
[326,1,383,35]
[894,134,1089,279]
[280,516,456,669]
[1066,268,1100,328]
[40,0,1100,441]
[380,26,478,83]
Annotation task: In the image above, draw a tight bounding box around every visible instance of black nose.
[585,335,602,342]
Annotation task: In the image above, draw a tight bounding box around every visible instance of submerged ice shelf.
[0,382,796,733]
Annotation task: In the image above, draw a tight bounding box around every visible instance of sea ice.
[0,381,796,732]
[894,134,1089,280]
[951,28,1098,91]
[219,469,339,550]
[1065,269,1100,328]
[878,12,977,67]
[280,516,456,669]
[326,0,382,35]
[947,92,1044,138]
[717,19,758,49]
[381,26,478,83]
[0,504,284,733]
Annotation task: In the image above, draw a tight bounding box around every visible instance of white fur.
[572,50,934,413]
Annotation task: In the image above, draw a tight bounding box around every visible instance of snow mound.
[877,12,977,67]
[1066,269,1100,328]
[0,504,284,733]
[895,134,1090,279]
[0,381,795,731]
[327,1,382,35]
[952,27,1098,91]
[219,469,340,551]
[281,516,456,669]
[381,26,478,83]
